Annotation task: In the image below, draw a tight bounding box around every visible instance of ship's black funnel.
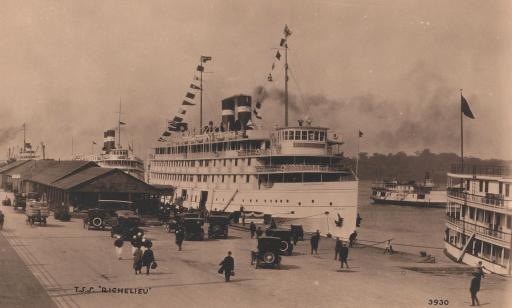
[221,97,236,131]
[103,129,115,153]
[235,95,252,130]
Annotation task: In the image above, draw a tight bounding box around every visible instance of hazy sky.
[0,0,510,160]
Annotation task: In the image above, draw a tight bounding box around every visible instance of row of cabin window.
[105,160,140,167]
[153,173,251,184]
[470,180,511,196]
[447,202,512,229]
[155,141,268,155]
[277,130,326,142]
[154,158,251,168]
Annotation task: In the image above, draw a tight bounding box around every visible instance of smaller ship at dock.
[370,174,447,207]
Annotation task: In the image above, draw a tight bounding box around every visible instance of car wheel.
[263,252,275,264]
[92,217,103,228]
[279,241,289,254]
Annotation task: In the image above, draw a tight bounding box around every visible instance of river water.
[357,180,448,261]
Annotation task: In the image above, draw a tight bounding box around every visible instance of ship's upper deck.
[152,125,343,160]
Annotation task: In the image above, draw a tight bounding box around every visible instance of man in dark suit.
[219,251,235,282]
[249,222,256,238]
[339,242,349,268]
[334,237,342,260]
[310,230,320,255]
[469,272,481,306]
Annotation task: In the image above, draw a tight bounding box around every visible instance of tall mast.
[285,37,289,127]
[118,98,122,148]
[200,58,203,129]
[23,123,26,151]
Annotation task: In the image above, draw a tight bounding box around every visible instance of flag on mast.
[284,24,292,37]
[359,131,364,138]
[461,96,475,119]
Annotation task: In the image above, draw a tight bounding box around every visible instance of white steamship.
[147,28,358,239]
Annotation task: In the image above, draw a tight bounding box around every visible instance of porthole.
[312,200,314,203]
[280,200,282,203]
[329,202,333,206]
[286,200,289,203]
[298,202,301,206]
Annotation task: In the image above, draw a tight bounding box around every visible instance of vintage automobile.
[251,236,282,269]
[83,200,136,230]
[13,192,27,211]
[183,218,205,241]
[110,213,144,240]
[26,199,49,226]
[2,197,11,206]
[290,224,304,241]
[207,215,229,239]
[265,228,294,256]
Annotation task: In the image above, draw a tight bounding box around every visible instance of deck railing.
[447,190,508,208]
[255,164,348,173]
[446,215,511,243]
[450,164,512,177]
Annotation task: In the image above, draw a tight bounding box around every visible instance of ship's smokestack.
[103,129,116,153]
[221,97,236,131]
[235,95,252,130]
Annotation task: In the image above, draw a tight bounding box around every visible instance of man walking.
[256,226,263,239]
[113,235,124,260]
[310,230,320,255]
[349,231,357,248]
[334,237,342,260]
[133,246,143,275]
[249,221,256,239]
[219,251,235,282]
[0,210,4,231]
[175,224,185,251]
[469,272,481,306]
[142,245,155,275]
[339,242,349,268]
[384,239,394,254]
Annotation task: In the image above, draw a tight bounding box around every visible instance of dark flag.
[173,116,183,122]
[196,65,204,72]
[185,92,195,99]
[275,50,281,60]
[162,131,171,137]
[157,137,165,142]
[256,101,262,109]
[119,121,126,125]
[182,100,196,106]
[92,141,97,145]
[284,24,292,37]
[267,73,273,82]
[190,84,201,90]
[280,38,286,47]
[461,96,475,119]
[201,56,212,63]
[178,108,186,115]
[271,62,275,70]
[359,131,364,138]
[193,75,199,81]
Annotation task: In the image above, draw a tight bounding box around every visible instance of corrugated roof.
[29,160,98,185]
[4,160,56,178]
[0,160,32,174]
[51,167,116,190]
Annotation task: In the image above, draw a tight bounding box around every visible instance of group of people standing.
[113,233,157,275]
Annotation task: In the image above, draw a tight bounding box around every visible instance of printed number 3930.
[428,299,449,305]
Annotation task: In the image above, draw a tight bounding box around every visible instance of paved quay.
[0,191,510,308]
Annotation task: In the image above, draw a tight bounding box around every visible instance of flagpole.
[284,35,289,127]
[199,57,203,130]
[356,131,360,178]
[118,97,122,148]
[460,89,464,173]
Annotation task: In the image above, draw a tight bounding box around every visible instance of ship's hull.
[177,180,358,240]
[370,197,446,208]
[444,242,510,276]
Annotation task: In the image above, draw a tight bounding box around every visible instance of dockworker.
[356,213,362,227]
[255,226,263,239]
[0,210,4,231]
[339,242,349,268]
[218,251,235,282]
[475,261,486,279]
[249,222,256,239]
[113,235,124,260]
[141,245,155,275]
[334,237,342,260]
[349,231,358,248]
[384,239,394,254]
[133,246,143,275]
[310,230,320,255]
[175,225,185,251]
[469,272,481,306]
